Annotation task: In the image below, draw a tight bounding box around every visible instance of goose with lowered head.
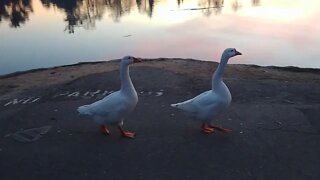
[77,56,141,139]
[171,48,242,134]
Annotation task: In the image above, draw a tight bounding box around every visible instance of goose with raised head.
[171,48,242,134]
[77,56,141,139]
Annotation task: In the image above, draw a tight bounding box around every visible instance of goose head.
[122,56,142,65]
[221,48,242,61]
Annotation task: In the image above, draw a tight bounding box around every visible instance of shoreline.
[1,58,320,101]
[1,58,320,79]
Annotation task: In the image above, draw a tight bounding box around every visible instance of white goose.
[77,56,141,138]
[171,48,242,134]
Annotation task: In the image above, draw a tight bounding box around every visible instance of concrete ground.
[0,59,320,179]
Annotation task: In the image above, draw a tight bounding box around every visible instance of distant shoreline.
[1,58,320,101]
[1,58,320,79]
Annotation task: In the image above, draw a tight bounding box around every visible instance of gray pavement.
[1,66,320,179]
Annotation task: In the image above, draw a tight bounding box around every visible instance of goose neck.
[212,55,229,89]
[120,63,134,93]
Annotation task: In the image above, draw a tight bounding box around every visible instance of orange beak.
[235,50,242,56]
[133,57,142,63]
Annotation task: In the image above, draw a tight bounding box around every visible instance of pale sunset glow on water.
[0,0,319,75]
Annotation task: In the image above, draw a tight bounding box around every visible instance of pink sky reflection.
[132,9,320,67]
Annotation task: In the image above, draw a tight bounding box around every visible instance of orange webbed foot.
[201,123,215,134]
[118,126,135,139]
[121,131,136,139]
[100,125,110,135]
[208,125,232,133]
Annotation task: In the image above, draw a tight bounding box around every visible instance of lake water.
[1,0,320,75]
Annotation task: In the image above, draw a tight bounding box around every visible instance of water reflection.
[0,0,33,27]
[231,0,261,10]
[1,0,319,75]
[177,0,183,7]
[232,0,241,12]
[198,0,223,16]
[38,0,156,33]
[41,0,105,33]
[106,0,135,22]
[252,0,260,6]
[0,0,264,31]
[136,0,155,18]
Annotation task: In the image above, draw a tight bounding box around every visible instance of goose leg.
[100,125,110,135]
[208,124,232,133]
[118,126,135,139]
[201,123,215,134]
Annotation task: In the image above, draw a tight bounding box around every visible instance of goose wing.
[77,91,125,116]
[171,90,213,112]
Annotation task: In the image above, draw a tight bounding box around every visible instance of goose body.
[78,56,141,138]
[77,90,138,125]
[172,87,231,122]
[171,48,242,133]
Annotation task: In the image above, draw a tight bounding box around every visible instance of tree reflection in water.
[177,0,184,8]
[232,0,241,12]
[198,0,224,16]
[0,0,33,27]
[41,0,106,33]
[136,0,155,18]
[0,0,262,31]
[40,0,154,33]
[105,0,133,22]
[252,0,260,7]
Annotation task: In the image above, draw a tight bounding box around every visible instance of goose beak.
[235,50,242,56]
[133,57,142,63]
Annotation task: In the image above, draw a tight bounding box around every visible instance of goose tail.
[171,102,182,108]
[77,105,91,115]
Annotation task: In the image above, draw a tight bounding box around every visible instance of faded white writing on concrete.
[3,89,164,107]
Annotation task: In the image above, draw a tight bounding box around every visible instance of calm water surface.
[0,0,320,75]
